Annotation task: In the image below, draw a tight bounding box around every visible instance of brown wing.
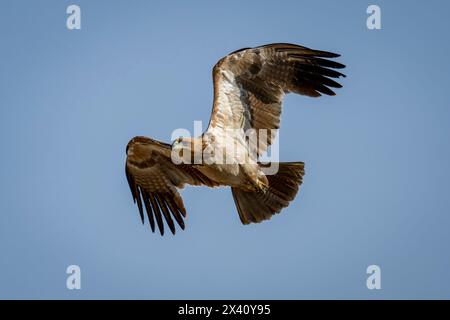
[206,43,346,156]
[125,136,216,235]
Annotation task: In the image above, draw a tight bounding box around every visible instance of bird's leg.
[256,178,269,193]
[251,169,269,192]
[239,164,270,192]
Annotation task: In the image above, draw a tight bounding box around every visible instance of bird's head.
[172,136,183,148]
[171,136,192,150]
[171,136,198,164]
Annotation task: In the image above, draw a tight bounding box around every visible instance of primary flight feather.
[125,43,346,235]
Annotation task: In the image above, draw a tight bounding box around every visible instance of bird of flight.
[125,43,345,235]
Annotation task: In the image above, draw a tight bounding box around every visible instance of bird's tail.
[231,162,305,225]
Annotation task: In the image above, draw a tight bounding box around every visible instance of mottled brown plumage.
[208,43,345,156]
[125,43,345,235]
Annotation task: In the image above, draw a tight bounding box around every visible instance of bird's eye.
[172,138,180,148]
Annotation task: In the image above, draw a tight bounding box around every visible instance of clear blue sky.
[1,0,449,299]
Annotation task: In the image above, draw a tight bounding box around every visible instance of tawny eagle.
[125,43,345,235]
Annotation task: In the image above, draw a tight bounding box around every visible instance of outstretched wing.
[125,136,216,235]
[206,43,346,156]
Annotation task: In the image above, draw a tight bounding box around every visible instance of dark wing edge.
[125,163,187,236]
[234,42,346,98]
[125,137,217,236]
